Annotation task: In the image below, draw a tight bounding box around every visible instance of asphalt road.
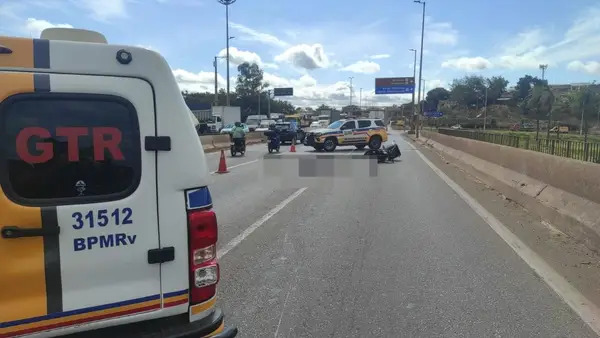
[207,132,596,337]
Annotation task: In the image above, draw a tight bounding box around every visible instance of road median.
[200,132,265,153]
[409,130,600,251]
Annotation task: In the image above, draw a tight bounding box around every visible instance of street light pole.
[218,0,236,106]
[409,49,417,118]
[360,88,363,109]
[267,90,271,117]
[484,85,488,131]
[414,0,426,138]
[349,77,354,106]
[214,57,218,106]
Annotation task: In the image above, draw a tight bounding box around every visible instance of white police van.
[0,28,236,337]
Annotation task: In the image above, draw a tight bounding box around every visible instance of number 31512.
[72,208,133,230]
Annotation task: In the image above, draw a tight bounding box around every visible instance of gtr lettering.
[74,233,137,251]
[16,126,124,164]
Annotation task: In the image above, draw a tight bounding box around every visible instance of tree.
[235,62,268,118]
[425,87,450,111]
[526,83,554,139]
[485,76,509,103]
[317,104,332,111]
[449,76,486,108]
[514,75,547,102]
[569,85,600,141]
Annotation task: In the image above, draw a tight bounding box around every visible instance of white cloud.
[230,22,289,48]
[468,6,600,71]
[567,60,600,75]
[24,18,73,37]
[426,20,458,46]
[370,54,391,59]
[341,60,381,74]
[292,74,317,87]
[73,0,127,21]
[172,68,225,93]
[218,47,263,67]
[275,44,329,69]
[441,57,492,71]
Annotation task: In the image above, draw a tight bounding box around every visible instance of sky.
[2,0,600,108]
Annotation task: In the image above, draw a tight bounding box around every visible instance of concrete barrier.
[421,131,600,204]
[198,132,265,153]
[416,130,600,250]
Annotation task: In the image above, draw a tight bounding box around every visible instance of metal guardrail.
[437,128,600,164]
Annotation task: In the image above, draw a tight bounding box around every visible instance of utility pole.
[409,49,417,119]
[414,0,426,138]
[539,64,548,80]
[218,0,237,106]
[267,90,271,117]
[258,91,261,116]
[349,77,354,106]
[421,78,426,119]
[484,85,488,131]
[214,57,218,106]
[360,88,363,109]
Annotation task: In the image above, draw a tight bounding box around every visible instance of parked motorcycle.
[364,140,401,163]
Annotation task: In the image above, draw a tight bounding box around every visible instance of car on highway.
[220,123,249,134]
[255,119,276,132]
[0,28,236,337]
[304,118,388,152]
[275,122,305,144]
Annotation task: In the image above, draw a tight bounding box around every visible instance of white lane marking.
[217,187,308,258]
[404,137,600,336]
[210,159,259,175]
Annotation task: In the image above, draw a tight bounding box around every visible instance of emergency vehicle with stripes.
[0,28,236,337]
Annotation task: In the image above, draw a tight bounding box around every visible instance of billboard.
[375,77,415,94]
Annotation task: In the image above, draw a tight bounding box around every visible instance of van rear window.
[374,120,385,127]
[0,93,141,206]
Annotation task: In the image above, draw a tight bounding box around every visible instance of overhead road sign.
[274,87,293,96]
[375,77,415,94]
[424,111,444,118]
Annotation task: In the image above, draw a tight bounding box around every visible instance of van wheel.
[368,136,382,150]
[323,138,337,152]
[355,145,366,150]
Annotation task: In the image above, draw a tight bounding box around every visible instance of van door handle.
[1,226,60,239]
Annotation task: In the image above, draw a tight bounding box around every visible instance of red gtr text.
[16,126,124,164]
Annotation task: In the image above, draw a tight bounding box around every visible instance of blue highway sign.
[424,111,444,118]
[375,77,415,95]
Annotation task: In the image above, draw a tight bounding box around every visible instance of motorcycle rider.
[231,121,246,149]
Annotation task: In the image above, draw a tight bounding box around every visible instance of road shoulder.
[404,133,600,321]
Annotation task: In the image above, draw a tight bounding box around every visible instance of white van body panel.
[50,74,162,312]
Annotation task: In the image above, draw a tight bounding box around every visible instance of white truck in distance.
[212,106,241,132]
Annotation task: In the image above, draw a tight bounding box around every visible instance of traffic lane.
[216,137,595,337]
[204,141,267,173]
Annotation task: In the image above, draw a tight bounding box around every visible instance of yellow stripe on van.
[0,73,48,324]
[0,299,161,336]
[0,37,34,68]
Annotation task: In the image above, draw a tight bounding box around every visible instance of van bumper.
[65,308,237,338]
[164,308,237,338]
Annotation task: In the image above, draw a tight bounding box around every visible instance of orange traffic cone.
[216,149,229,174]
[290,140,296,153]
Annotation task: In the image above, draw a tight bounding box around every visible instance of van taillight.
[188,209,219,304]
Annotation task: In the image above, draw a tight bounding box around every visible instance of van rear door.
[0,72,162,336]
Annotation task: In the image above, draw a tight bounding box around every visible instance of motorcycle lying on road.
[364,140,401,163]
[230,136,246,157]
